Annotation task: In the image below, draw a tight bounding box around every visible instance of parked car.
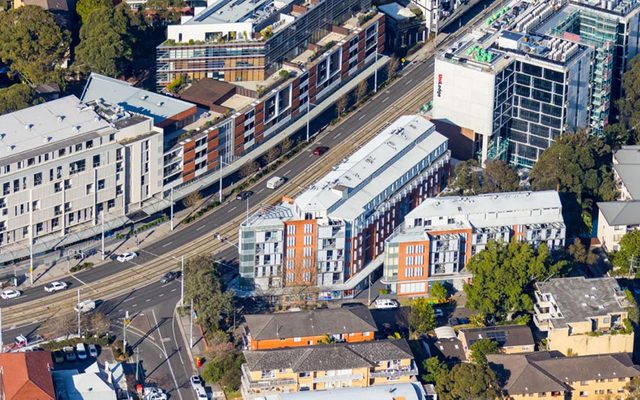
[374,299,399,309]
[194,386,207,400]
[116,252,137,262]
[236,190,253,200]
[63,346,76,361]
[1,289,21,300]
[448,317,469,326]
[44,281,68,293]
[341,302,365,309]
[312,146,329,156]
[434,308,444,318]
[76,343,87,360]
[52,350,65,363]
[190,375,203,390]
[160,271,179,284]
[88,344,98,358]
[266,176,285,189]
[74,299,96,313]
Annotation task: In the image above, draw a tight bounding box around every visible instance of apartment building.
[156,0,373,86]
[241,339,417,399]
[458,325,535,357]
[534,276,634,356]
[239,115,450,297]
[432,0,640,168]
[269,382,434,400]
[488,352,640,400]
[382,191,566,297]
[243,306,377,350]
[0,96,163,252]
[597,146,640,250]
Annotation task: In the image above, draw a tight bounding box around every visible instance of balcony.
[370,363,418,379]
[312,373,363,383]
[241,364,297,389]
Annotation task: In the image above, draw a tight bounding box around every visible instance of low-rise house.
[0,352,55,400]
[458,325,535,358]
[612,145,640,201]
[488,351,640,400]
[534,277,633,356]
[52,361,118,400]
[241,339,418,399]
[244,307,377,350]
[597,201,640,251]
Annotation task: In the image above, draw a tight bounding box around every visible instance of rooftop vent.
[73,125,80,133]
[25,123,33,130]
[157,101,164,107]
[0,134,5,140]
[7,145,15,151]
[57,115,65,123]
[141,95,148,100]
[43,136,53,143]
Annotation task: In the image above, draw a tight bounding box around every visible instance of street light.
[218,156,233,203]
[170,187,175,231]
[305,99,317,142]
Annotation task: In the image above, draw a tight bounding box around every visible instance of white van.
[74,300,96,313]
[266,176,285,189]
[76,343,87,360]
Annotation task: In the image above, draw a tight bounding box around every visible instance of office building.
[239,115,450,297]
[156,0,376,86]
[0,96,163,252]
[243,306,377,350]
[241,339,418,399]
[488,351,640,400]
[382,191,566,297]
[534,276,634,356]
[432,0,640,168]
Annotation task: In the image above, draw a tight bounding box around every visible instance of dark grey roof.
[243,339,413,372]
[598,201,640,226]
[427,337,466,365]
[245,307,377,341]
[614,145,640,165]
[459,325,534,348]
[535,277,629,328]
[488,352,640,396]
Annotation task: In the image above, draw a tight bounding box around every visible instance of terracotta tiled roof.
[0,352,55,400]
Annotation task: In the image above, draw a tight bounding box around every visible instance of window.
[416,245,424,253]
[407,245,415,254]
[34,172,42,186]
[304,224,313,233]
[303,235,312,246]
[86,184,93,195]
[287,225,295,234]
[287,236,295,246]
[93,155,100,168]
[405,256,414,266]
[54,182,62,193]
[98,179,105,190]
[303,247,312,257]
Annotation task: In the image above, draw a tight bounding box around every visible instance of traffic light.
[196,356,203,368]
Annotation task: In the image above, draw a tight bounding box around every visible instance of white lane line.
[227,206,237,213]
[196,225,206,232]
[283,169,292,176]
[132,304,138,308]
[146,299,151,302]
[171,314,186,367]
[257,188,265,194]
[335,131,343,138]
[159,293,165,297]
[382,96,390,103]
[162,241,173,248]
[152,309,184,400]
[170,288,177,292]
[405,78,413,86]
[358,114,367,121]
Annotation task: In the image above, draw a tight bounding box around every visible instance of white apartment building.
[239,115,451,298]
[0,96,163,252]
[383,191,566,297]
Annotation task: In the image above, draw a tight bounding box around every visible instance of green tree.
[469,338,499,365]
[202,351,245,391]
[0,84,38,114]
[613,230,640,275]
[184,254,234,332]
[626,377,640,400]
[482,159,520,193]
[408,298,436,337]
[530,130,616,206]
[604,123,632,149]
[618,55,640,140]
[76,0,112,23]
[567,238,597,267]
[0,6,70,85]
[75,5,134,77]
[450,160,481,195]
[422,356,448,384]
[430,281,449,302]
[436,363,500,400]
[336,94,348,117]
[464,240,566,321]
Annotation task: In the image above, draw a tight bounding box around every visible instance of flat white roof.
[273,383,426,400]
[0,95,110,160]
[294,115,447,221]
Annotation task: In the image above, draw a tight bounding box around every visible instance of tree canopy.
[618,55,640,142]
[430,281,449,302]
[76,0,112,23]
[422,356,448,383]
[0,6,70,85]
[613,230,640,275]
[75,5,134,77]
[464,240,566,321]
[449,160,481,195]
[449,159,519,196]
[436,363,500,400]
[0,84,39,114]
[408,298,436,337]
[469,338,499,365]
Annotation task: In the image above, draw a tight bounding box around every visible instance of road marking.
[358,114,367,121]
[152,309,183,400]
[145,299,151,302]
[170,288,177,292]
[257,188,264,194]
[405,78,413,86]
[161,241,173,248]
[159,293,164,297]
[171,313,186,367]
[196,225,206,232]
[132,304,138,308]
[124,297,136,302]
[227,206,237,214]
[335,131,342,138]
[382,96,390,103]
[283,169,292,176]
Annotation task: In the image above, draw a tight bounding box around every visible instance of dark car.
[160,271,179,284]
[341,302,365,309]
[312,146,329,156]
[236,190,253,200]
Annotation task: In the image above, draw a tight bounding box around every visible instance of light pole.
[77,288,81,337]
[180,255,185,307]
[218,157,233,203]
[374,51,378,94]
[170,188,174,231]
[29,188,33,285]
[101,211,105,261]
[189,299,194,348]
[123,310,130,348]
[305,99,317,142]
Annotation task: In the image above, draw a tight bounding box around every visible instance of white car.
[116,252,137,262]
[44,281,68,293]
[190,375,203,390]
[88,344,98,357]
[374,299,399,309]
[74,299,96,313]
[194,386,207,400]
[1,289,21,300]
[76,343,87,360]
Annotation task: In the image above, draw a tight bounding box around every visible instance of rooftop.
[243,339,413,372]
[0,96,113,162]
[185,0,295,26]
[377,2,419,20]
[294,115,447,221]
[613,145,640,199]
[273,383,428,400]
[535,276,630,328]
[459,325,535,349]
[598,200,640,226]
[0,352,55,400]
[245,306,377,341]
[488,352,640,395]
[80,73,196,126]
